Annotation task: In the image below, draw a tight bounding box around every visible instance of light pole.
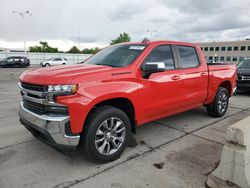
[12,10,31,53]
[77,29,81,64]
[214,53,218,63]
[77,29,81,49]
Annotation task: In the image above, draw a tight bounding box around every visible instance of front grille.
[237,80,250,84]
[21,82,48,92]
[20,82,68,115]
[23,99,68,115]
[23,99,47,115]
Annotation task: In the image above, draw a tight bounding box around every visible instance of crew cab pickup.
[18,41,237,162]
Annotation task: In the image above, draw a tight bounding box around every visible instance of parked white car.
[40,58,68,67]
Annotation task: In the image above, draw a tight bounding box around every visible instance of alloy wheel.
[95,117,126,155]
[217,91,228,114]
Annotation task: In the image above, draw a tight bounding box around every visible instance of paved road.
[0,68,250,188]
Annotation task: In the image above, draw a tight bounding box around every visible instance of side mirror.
[141,62,166,79]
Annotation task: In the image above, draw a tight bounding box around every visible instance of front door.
[138,45,184,124]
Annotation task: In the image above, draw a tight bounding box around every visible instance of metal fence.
[0,52,92,65]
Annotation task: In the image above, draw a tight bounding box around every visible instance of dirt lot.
[0,67,250,188]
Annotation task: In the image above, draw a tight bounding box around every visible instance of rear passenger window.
[177,46,200,68]
[144,45,175,70]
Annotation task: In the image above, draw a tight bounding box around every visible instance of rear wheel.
[207,87,229,117]
[83,106,131,163]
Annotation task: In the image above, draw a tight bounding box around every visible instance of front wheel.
[207,87,229,117]
[83,106,131,163]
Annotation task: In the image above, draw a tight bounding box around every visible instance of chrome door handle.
[171,75,180,80]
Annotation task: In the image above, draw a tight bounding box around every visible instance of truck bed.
[206,64,237,104]
[208,64,237,80]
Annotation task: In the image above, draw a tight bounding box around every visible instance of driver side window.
[7,58,14,63]
[144,45,175,70]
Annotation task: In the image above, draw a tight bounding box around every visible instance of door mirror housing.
[141,62,166,79]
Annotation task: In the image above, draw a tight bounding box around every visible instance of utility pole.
[78,29,81,49]
[12,10,32,53]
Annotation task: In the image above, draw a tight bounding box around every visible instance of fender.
[57,81,140,134]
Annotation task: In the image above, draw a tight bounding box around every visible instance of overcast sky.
[0,0,250,51]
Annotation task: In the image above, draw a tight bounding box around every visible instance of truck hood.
[237,69,250,76]
[20,64,112,85]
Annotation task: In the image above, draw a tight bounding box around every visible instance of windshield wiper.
[95,63,115,67]
[95,63,108,66]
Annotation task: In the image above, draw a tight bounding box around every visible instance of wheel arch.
[84,97,137,134]
[204,80,233,105]
[219,80,232,95]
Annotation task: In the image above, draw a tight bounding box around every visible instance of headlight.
[48,84,78,95]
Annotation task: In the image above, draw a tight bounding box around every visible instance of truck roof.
[119,40,199,47]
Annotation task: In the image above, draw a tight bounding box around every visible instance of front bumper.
[236,83,250,91]
[232,86,237,95]
[18,101,80,150]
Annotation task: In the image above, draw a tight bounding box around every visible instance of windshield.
[237,59,250,69]
[84,44,146,67]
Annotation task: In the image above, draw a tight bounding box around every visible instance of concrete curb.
[207,117,250,188]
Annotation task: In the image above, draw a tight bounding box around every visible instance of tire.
[45,63,50,67]
[207,87,229,117]
[62,63,66,65]
[83,106,131,163]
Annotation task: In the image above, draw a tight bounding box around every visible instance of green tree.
[82,47,101,54]
[110,32,131,45]
[67,46,81,53]
[29,41,59,53]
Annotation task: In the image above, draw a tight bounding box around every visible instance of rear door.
[20,57,25,66]
[139,45,185,123]
[175,45,208,106]
[14,57,21,66]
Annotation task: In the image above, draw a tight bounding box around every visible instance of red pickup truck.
[18,41,236,162]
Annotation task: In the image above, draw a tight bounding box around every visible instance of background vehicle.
[0,56,30,68]
[18,41,236,163]
[40,57,68,67]
[237,58,250,91]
